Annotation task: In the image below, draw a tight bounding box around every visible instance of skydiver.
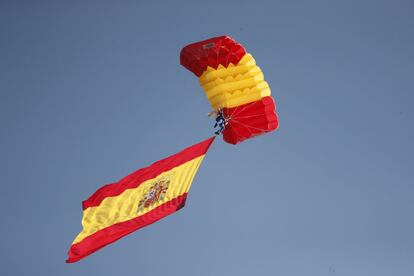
[214,108,227,135]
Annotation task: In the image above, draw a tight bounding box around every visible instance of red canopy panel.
[222,96,278,145]
[180,35,246,77]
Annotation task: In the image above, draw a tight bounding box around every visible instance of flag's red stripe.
[67,193,188,263]
[82,137,215,210]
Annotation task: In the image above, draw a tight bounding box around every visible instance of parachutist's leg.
[220,122,225,131]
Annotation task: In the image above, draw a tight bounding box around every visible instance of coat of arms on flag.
[137,176,171,212]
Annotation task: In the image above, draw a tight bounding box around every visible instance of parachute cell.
[222,96,278,144]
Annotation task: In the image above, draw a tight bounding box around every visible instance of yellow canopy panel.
[198,54,271,110]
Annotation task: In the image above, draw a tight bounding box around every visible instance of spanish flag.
[66,137,215,263]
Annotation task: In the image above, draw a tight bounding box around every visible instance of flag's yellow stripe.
[73,155,205,244]
[198,53,271,111]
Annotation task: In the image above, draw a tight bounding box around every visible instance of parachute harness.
[213,108,229,135]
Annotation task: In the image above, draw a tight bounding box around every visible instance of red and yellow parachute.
[180,35,279,144]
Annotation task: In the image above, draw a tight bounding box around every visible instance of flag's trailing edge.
[66,137,215,263]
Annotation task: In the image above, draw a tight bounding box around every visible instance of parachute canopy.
[180,35,278,144]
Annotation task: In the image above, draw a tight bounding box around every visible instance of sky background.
[1,0,413,275]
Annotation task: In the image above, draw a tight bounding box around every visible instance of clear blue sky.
[1,0,413,275]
